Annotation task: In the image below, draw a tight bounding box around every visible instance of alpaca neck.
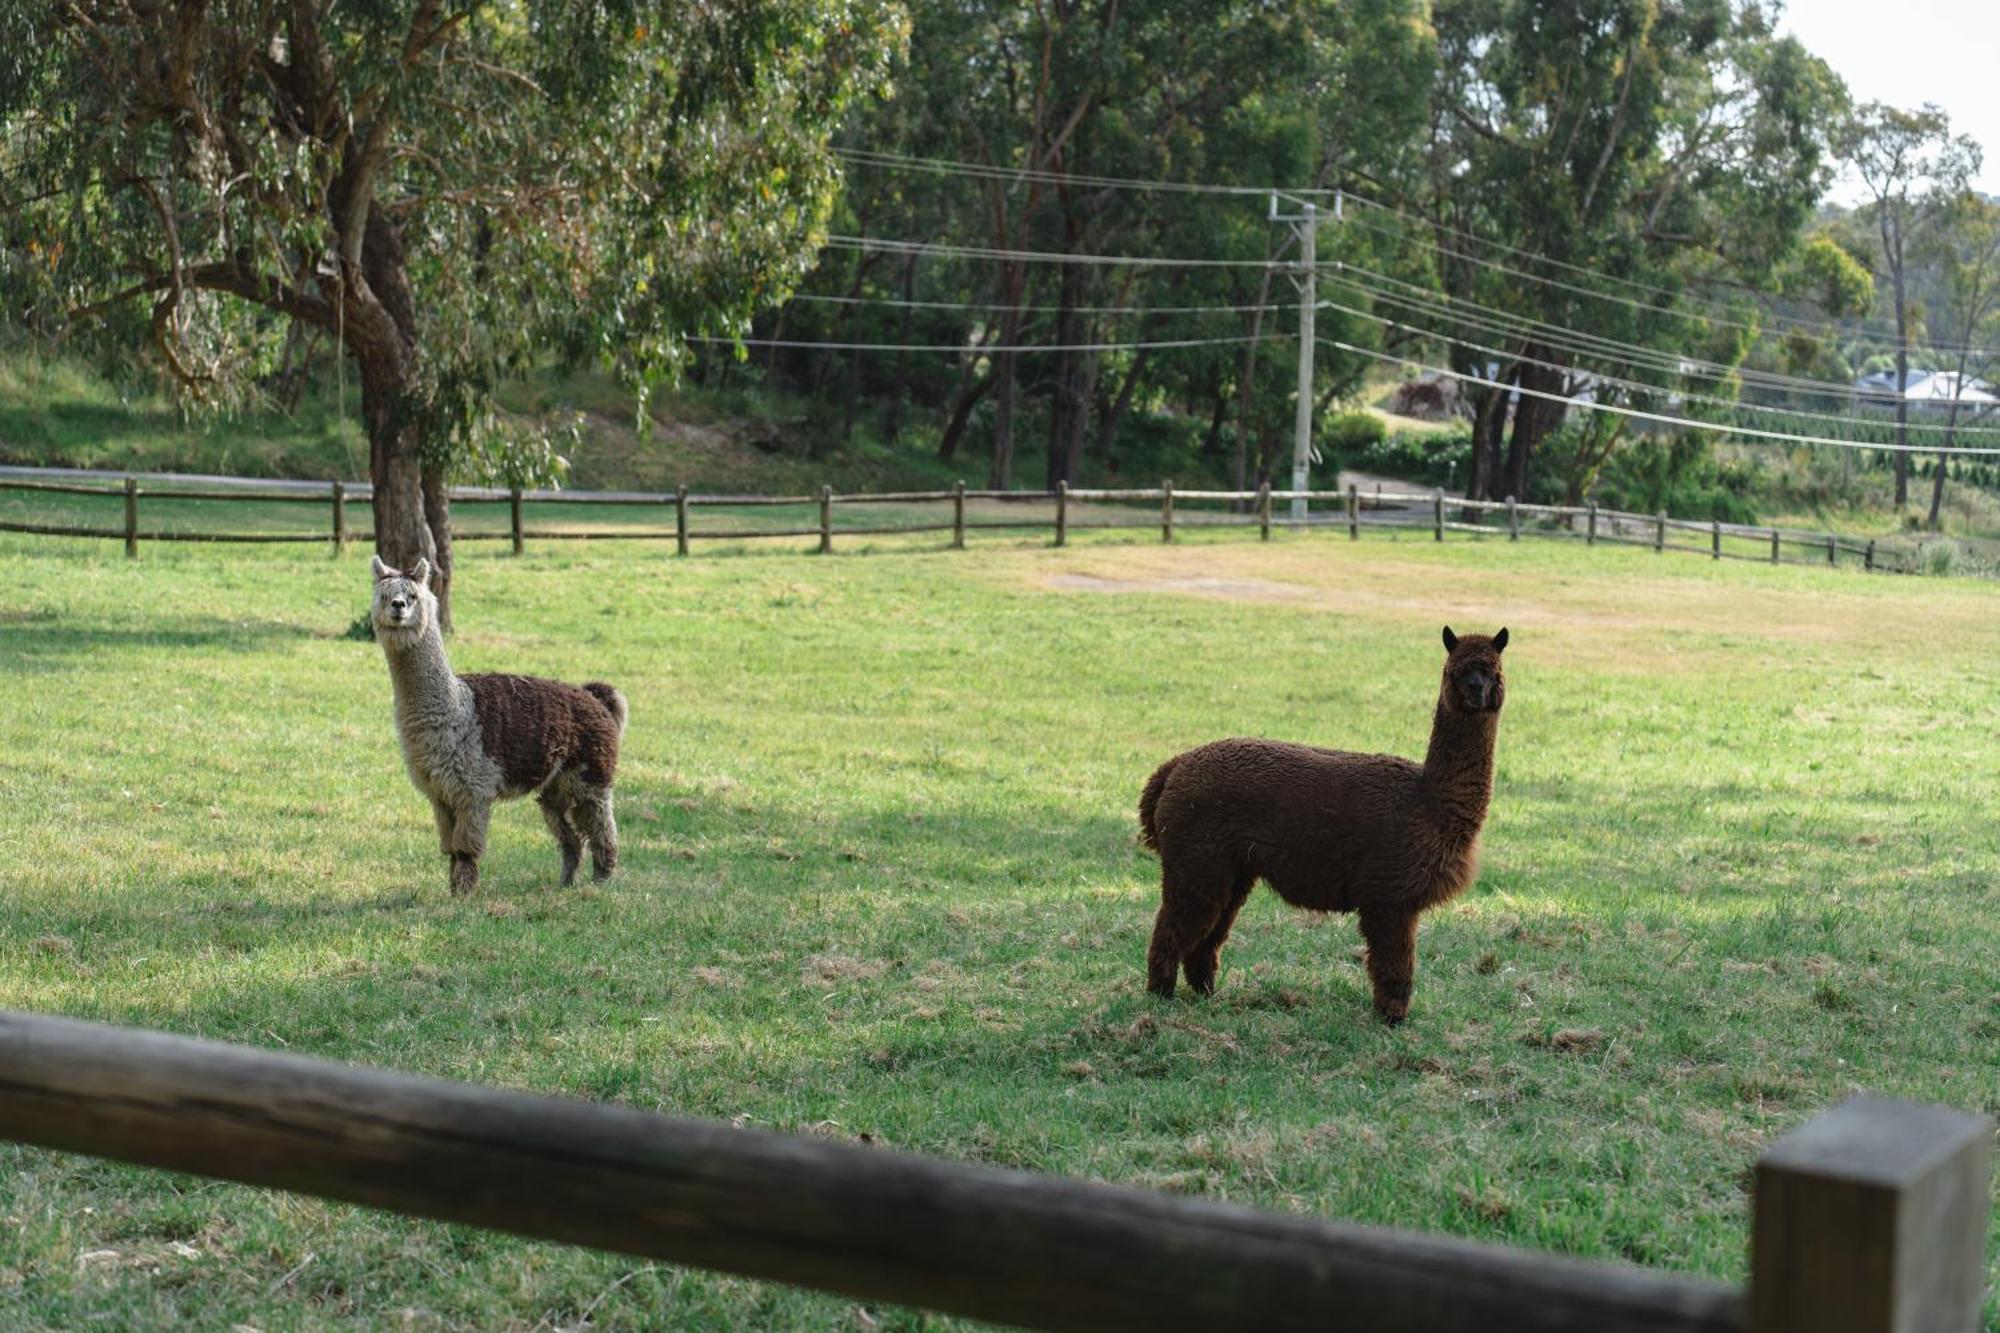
[380,621,459,723]
[1421,700,1498,835]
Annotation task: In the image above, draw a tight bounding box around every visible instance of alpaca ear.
[1493,627,1509,653]
[410,557,431,587]
[1442,626,1458,653]
[371,555,392,581]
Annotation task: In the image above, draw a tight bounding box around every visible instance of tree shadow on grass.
[0,614,314,674]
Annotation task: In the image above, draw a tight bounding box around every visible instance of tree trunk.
[1096,344,1150,466]
[938,364,996,462]
[1504,356,1565,501]
[1466,377,1508,502]
[1886,214,1911,509]
[1232,260,1278,493]
[421,461,454,631]
[1929,398,1961,529]
[1045,222,1093,490]
[1201,379,1229,458]
[885,251,919,443]
[360,357,438,611]
[351,208,450,629]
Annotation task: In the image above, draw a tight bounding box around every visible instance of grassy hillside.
[0,351,1249,497]
[2,528,1996,1329]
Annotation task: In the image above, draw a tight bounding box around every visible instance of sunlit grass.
[2,529,1996,1329]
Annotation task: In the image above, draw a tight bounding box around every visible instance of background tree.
[1910,193,2000,528]
[1407,0,1845,504]
[2,1,902,626]
[1836,101,1981,508]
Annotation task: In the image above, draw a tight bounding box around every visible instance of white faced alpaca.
[370,554,436,644]
[368,555,627,895]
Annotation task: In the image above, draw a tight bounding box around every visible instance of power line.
[835,147,1334,201]
[1323,339,2000,457]
[825,235,1285,270]
[840,148,2000,358]
[1320,296,2000,439]
[782,292,1295,317]
[1337,196,2000,361]
[1328,262,1870,400]
[689,333,1285,354]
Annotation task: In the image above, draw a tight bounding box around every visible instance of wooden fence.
[0,1010,1990,1331]
[0,466,1914,574]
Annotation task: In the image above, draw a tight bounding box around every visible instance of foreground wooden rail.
[0,1012,1990,1331]
[0,465,1930,576]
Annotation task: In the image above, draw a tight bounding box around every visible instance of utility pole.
[1270,193,1332,521]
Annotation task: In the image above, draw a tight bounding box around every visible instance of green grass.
[2,524,1998,1330]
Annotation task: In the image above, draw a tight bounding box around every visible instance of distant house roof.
[1854,369,1999,408]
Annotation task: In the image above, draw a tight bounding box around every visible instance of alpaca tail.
[583,682,628,737]
[1138,756,1178,852]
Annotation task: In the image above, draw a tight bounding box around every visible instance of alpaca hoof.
[449,854,479,896]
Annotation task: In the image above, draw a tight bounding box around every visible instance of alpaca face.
[370,555,436,641]
[1440,625,1507,715]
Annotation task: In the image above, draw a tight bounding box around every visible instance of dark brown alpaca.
[1138,626,1508,1024]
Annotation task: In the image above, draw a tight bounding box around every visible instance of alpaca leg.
[1146,856,1229,999]
[431,798,455,857]
[537,790,583,887]
[1183,873,1254,997]
[572,785,618,882]
[448,802,492,896]
[1360,908,1419,1025]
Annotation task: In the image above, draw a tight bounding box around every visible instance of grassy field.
[1,526,1997,1330]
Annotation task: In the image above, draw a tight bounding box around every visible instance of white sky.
[1777,0,2000,203]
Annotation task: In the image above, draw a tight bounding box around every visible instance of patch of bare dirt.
[1045,572,1314,603]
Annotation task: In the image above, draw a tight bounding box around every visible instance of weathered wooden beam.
[0,1010,1743,1333]
[1751,1095,1992,1333]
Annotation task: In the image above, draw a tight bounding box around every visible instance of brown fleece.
[465,674,622,794]
[1140,626,1508,1024]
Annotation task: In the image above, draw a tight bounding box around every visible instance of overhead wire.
[782,292,1296,317]
[1322,340,2000,457]
[1317,295,2000,438]
[687,333,1286,354]
[839,147,2000,359]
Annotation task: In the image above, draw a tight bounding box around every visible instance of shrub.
[1323,411,1387,454]
[1341,428,1474,488]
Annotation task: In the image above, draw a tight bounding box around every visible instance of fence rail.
[0,466,1918,575]
[0,1010,1990,1332]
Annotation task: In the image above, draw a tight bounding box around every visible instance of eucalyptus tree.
[3,1,902,626]
[1414,0,1845,504]
[1911,193,2000,528]
[1837,102,1981,507]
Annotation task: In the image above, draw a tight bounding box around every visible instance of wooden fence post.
[1826,535,1836,567]
[332,481,347,555]
[123,475,138,559]
[1711,520,1721,560]
[510,485,524,557]
[955,481,969,550]
[1750,1094,1992,1333]
[1655,511,1666,553]
[1587,501,1597,546]
[1865,540,1875,572]
[1433,489,1444,542]
[1770,529,1779,564]
[1507,495,1519,541]
[1256,482,1270,541]
[819,485,833,555]
[1162,480,1174,544]
[1052,481,1065,549]
[1347,484,1358,541]
[675,485,689,557]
